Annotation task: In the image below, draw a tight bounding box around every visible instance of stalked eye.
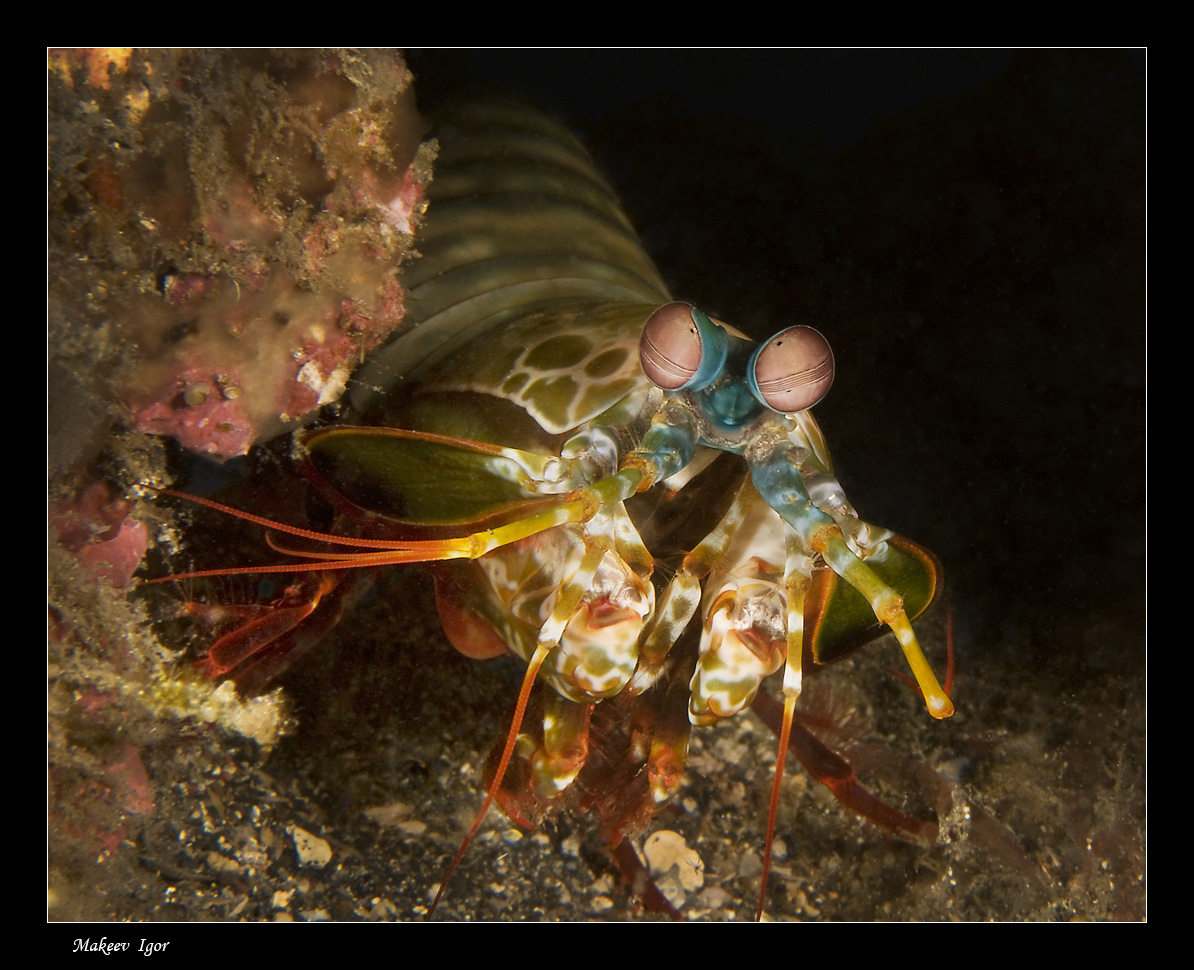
[639,302,727,392]
[748,326,835,413]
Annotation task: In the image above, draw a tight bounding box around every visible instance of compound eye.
[748,326,835,413]
[639,302,727,391]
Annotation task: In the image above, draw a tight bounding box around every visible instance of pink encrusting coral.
[51,482,150,589]
[49,49,431,459]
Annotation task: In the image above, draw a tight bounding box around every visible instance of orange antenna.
[757,689,797,922]
[427,639,553,919]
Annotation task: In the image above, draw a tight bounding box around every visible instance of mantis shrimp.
[154,98,952,920]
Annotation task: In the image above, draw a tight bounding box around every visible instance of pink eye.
[639,302,726,391]
[748,326,834,413]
